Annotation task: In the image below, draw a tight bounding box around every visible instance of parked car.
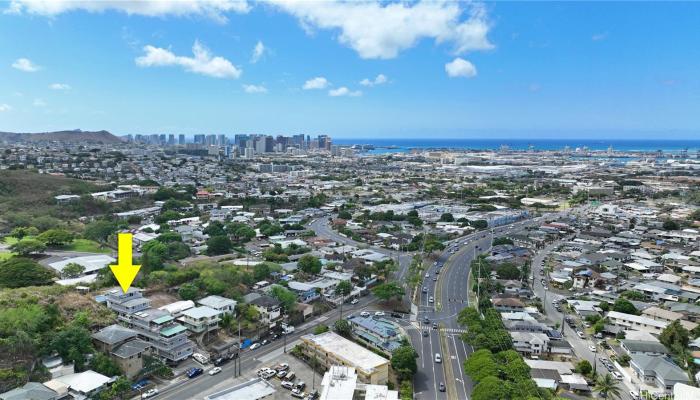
[374,311,385,317]
[291,390,306,399]
[132,379,150,391]
[281,381,294,390]
[277,370,287,379]
[360,311,370,317]
[629,391,640,400]
[275,363,289,371]
[295,381,306,391]
[390,312,403,318]
[141,389,159,399]
[208,367,222,376]
[350,298,359,305]
[286,371,296,381]
[249,342,261,350]
[213,357,229,366]
[186,368,203,379]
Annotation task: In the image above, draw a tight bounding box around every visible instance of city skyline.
[1,1,700,139]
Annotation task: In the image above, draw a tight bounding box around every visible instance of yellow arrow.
[110,233,141,293]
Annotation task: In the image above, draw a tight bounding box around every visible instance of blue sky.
[1,1,699,139]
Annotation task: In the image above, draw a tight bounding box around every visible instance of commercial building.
[299,331,390,384]
[319,366,398,400]
[204,378,275,400]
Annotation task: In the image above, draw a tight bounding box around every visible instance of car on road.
[186,367,203,379]
[425,273,430,278]
[434,353,442,363]
[249,342,261,350]
[439,382,446,392]
[424,316,430,324]
[141,389,159,399]
[261,339,269,346]
[577,331,585,339]
[612,371,623,380]
[374,311,385,317]
[208,367,222,376]
[432,322,438,329]
[428,296,434,303]
[360,311,370,317]
[588,345,596,353]
[422,286,428,293]
[422,330,429,337]
[629,391,640,400]
[350,298,359,305]
[432,277,437,281]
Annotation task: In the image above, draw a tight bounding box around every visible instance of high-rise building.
[194,134,206,144]
[206,135,217,146]
[168,134,175,145]
[218,134,227,146]
[178,134,185,145]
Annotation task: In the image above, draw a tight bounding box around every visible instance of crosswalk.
[440,328,468,334]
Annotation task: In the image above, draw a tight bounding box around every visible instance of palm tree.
[594,373,621,399]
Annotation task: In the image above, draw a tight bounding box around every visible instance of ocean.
[331,138,700,154]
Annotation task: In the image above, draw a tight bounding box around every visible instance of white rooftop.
[303,332,388,374]
[48,254,116,275]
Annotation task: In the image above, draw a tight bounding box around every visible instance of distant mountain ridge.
[0,129,123,144]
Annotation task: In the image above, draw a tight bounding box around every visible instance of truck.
[281,324,295,334]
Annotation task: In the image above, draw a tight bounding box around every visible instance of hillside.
[0,129,123,144]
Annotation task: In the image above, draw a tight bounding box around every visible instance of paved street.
[531,237,635,400]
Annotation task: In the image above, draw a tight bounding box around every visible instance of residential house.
[197,295,237,317]
[630,355,690,392]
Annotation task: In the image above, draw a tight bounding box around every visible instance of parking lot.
[250,350,324,400]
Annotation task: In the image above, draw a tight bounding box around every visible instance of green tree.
[9,238,46,256]
[576,360,592,376]
[204,221,226,237]
[270,285,297,312]
[463,349,498,382]
[612,298,638,315]
[471,220,489,230]
[472,376,510,400]
[37,229,74,246]
[253,263,272,281]
[594,373,621,399]
[337,210,352,220]
[61,262,86,278]
[178,283,199,301]
[89,352,122,376]
[496,263,520,280]
[336,280,352,298]
[333,319,352,338]
[0,257,54,288]
[659,320,690,354]
[440,213,454,222]
[50,324,93,371]
[662,219,680,231]
[391,345,418,380]
[141,240,168,270]
[621,290,645,301]
[10,226,38,239]
[83,220,117,242]
[372,282,405,301]
[493,237,514,246]
[298,254,322,275]
[206,235,233,255]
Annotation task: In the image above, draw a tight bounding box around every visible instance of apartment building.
[300,332,390,385]
[606,311,668,335]
[104,287,151,320]
[178,306,221,334]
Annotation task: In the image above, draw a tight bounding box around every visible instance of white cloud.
[250,40,266,63]
[6,0,250,23]
[33,98,46,107]
[302,76,329,90]
[328,86,361,97]
[49,83,71,90]
[360,73,388,87]
[243,84,267,93]
[445,57,477,78]
[267,0,493,59]
[592,32,608,41]
[12,57,41,72]
[0,104,11,112]
[135,40,242,79]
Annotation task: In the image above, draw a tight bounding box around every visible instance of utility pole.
[237,319,242,377]
[283,314,288,353]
